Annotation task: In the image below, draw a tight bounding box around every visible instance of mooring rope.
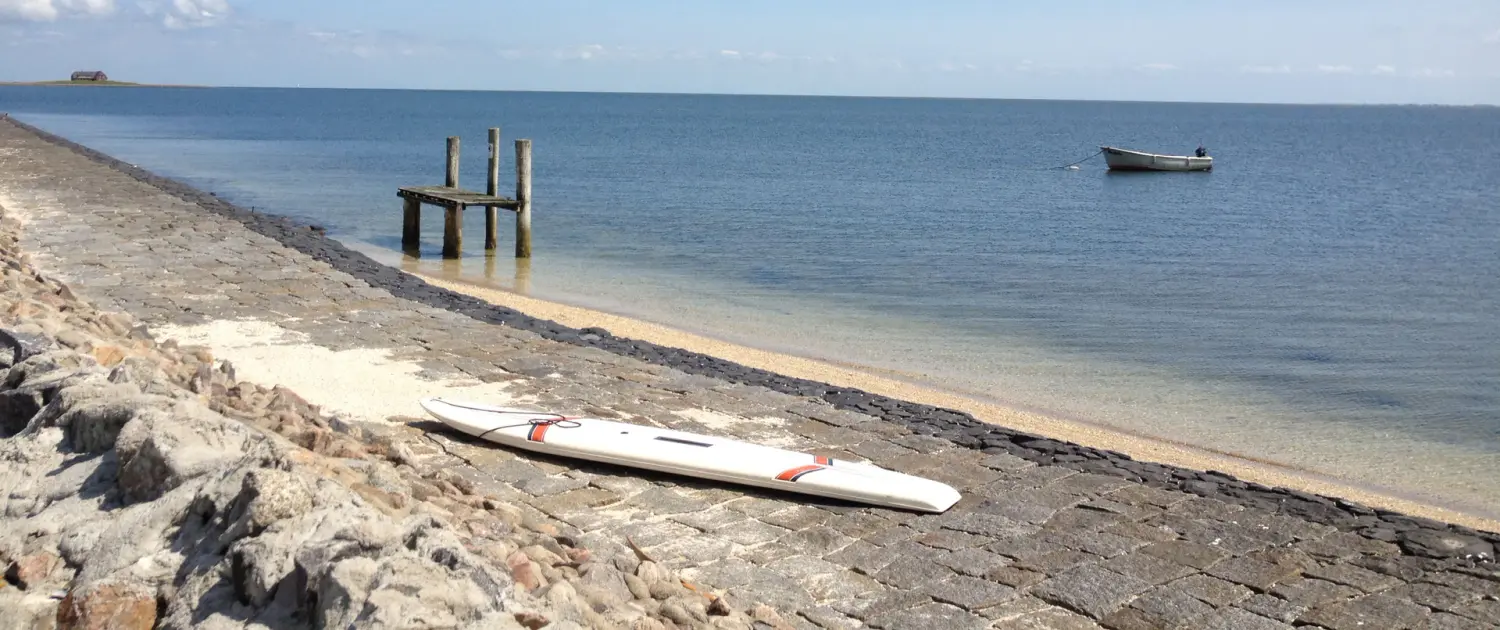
[430,398,583,439]
[1049,148,1104,170]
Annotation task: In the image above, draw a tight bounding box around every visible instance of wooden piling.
[401,197,421,251]
[443,206,461,259]
[515,139,533,259]
[485,127,501,251]
[446,136,460,188]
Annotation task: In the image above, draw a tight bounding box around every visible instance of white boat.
[418,397,962,513]
[1101,146,1213,172]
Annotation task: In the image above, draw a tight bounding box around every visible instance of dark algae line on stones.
[7,114,1497,564]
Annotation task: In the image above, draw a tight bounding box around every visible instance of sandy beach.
[414,271,1500,534]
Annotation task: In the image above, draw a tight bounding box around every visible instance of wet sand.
[414,270,1500,534]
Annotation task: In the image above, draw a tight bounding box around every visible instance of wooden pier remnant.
[399,127,533,259]
[515,138,533,259]
[485,127,501,251]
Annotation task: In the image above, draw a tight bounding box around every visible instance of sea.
[2,86,1497,518]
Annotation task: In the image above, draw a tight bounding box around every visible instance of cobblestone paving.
[4,118,1498,629]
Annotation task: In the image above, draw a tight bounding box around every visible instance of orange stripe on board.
[814,455,832,466]
[528,423,550,442]
[775,465,823,482]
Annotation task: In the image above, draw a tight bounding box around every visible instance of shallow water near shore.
[3,86,1498,518]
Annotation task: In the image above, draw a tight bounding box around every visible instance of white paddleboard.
[418,397,962,513]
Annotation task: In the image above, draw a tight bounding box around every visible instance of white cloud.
[719,49,740,59]
[1414,67,1456,78]
[1137,62,1177,71]
[1485,28,1499,43]
[1372,65,1397,75]
[1240,64,1291,74]
[0,0,114,22]
[129,0,228,28]
[161,0,227,28]
[556,43,604,60]
[1317,64,1355,74]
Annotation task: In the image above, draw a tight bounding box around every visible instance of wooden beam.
[515,139,532,259]
[397,186,517,210]
[401,197,421,252]
[446,136,460,189]
[443,204,462,259]
[485,127,501,251]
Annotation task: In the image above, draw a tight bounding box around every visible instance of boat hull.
[1101,146,1213,172]
[418,397,963,513]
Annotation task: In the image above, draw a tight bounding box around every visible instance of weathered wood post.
[446,136,460,188]
[515,139,533,259]
[485,127,501,252]
[443,205,461,258]
[443,136,461,258]
[401,197,420,252]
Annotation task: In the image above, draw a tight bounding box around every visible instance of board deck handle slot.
[654,436,714,447]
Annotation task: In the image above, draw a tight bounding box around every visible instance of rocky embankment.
[0,216,777,628]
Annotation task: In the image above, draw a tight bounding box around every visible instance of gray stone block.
[1302,562,1402,594]
[761,505,834,531]
[1041,529,1149,559]
[924,574,1018,611]
[803,570,884,602]
[1098,551,1199,586]
[1104,586,1215,629]
[872,555,954,590]
[1138,539,1230,570]
[934,547,1010,578]
[991,607,1107,629]
[514,474,590,497]
[717,519,792,546]
[1030,564,1152,620]
[1298,594,1433,630]
[1237,593,1307,624]
[830,589,931,621]
[1168,574,1254,607]
[1199,608,1294,630]
[1382,582,1484,613]
[943,513,1040,539]
[672,507,749,532]
[865,602,992,630]
[1204,554,1301,592]
[778,525,857,557]
[1269,577,1363,608]
[797,605,864,629]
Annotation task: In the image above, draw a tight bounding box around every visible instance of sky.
[2,0,1498,105]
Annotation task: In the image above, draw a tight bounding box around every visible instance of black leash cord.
[431,399,583,440]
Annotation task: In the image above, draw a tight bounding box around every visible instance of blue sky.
[3,0,1498,104]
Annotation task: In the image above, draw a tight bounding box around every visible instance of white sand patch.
[150,317,534,425]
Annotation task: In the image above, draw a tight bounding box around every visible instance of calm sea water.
[3,86,1498,517]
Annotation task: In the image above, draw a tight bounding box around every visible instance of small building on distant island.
[70,71,109,82]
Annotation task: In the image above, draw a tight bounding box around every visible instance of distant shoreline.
[0,80,209,88]
[0,81,1491,107]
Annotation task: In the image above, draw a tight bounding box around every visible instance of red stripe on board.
[814,455,832,466]
[528,423,550,442]
[776,464,823,482]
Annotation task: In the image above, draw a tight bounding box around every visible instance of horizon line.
[2,80,1497,108]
